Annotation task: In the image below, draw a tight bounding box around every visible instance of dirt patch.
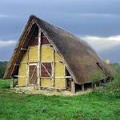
[13,87,92,96]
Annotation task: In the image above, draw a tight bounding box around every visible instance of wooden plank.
[14,75,26,78]
[26,48,30,86]
[27,49,30,86]
[52,48,55,87]
[71,81,75,94]
[55,76,72,79]
[10,78,14,88]
[26,63,28,87]
[38,29,41,86]
[81,84,85,91]
[21,48,27,51]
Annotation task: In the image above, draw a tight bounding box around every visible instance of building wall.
[18,44,66,89]
[18,63,27,86]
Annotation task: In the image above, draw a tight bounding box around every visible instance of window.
[41,63,52,77]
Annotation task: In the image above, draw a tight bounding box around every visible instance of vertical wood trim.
[38,29,41,86]
[10,78,14,88]
[65,65,67,89]
[26,49,28,86]
[71,81,75,94]
[26,64,28,87]
[81,84,85,91]
[27,49,30,86]
[94,83,97,88]
[52,48,55,87]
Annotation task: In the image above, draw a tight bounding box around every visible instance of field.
[0,78,120,120]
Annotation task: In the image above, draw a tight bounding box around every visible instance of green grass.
[0,79,120,120]
[98,64,120,96]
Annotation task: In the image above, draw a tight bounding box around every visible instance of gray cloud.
[0,0,120,62]
[81,35,120,63]
[0,45,15,61]
[0,0,120,15]
[0,40,16,47]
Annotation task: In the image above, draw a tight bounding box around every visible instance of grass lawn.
[0,79,120,120]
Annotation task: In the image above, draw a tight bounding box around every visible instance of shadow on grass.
[0,80,10,89]
[1,85,10,89]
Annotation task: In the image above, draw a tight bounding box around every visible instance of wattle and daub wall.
[18,29,68,89]
[4,16,113,88]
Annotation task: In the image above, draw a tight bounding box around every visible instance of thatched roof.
[4,15,114,84]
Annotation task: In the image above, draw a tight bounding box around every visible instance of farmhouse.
[4,15,113,93]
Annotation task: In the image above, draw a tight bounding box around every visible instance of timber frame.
[4,15,114,94]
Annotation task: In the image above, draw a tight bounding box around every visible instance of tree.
[0,61,8,78]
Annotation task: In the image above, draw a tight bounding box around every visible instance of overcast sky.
[0,0,120,63]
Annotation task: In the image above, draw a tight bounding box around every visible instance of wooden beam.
[92,83,96,89]
[94,83,97,88]
[26,49,29,87]
[55,76,72,79]
[52,49,55,87]
[104,79,106,84]
[71,81,75,94]
[14,75,26,78]
[81,84,85,91]
[14,63,20,66]
[10,65,16,77]
[10,78,14,88]
[21,48,27,51]
[27,50,30,86]
[37,72,71,79]
[38,29,41,87]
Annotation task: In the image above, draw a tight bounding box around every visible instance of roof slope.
[4,15,114,84]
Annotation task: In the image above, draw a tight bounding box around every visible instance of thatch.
[4,15,114,84]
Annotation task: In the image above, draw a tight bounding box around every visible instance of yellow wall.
[18,40,67,89]
[18,63,26,86]
[54,62,66,89]
[40,45,66,89]
[55,62,65,77]
[55,78,66,88]
[41,45,53,62]
[18,46,38,86]
[55,51,62,62]
[21,51,28,63]
[41,78,53,87]
[29,46,38,62]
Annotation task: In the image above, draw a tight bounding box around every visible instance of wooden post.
[26,63,28,87]
[98,81,101,87]
[10,79,14,88]
[71,81,75,94]
[104,79,106,84]
[92,82,96,89]
[81,84,85,91]
[52,49,55,87]
[94,83,96,88]
[38,29,41,88]
[26,49,29,87]
[10,77,14,88]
